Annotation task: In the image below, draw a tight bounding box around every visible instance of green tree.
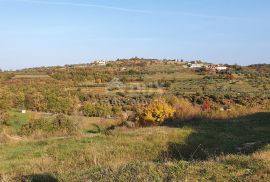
[82,102,112,117]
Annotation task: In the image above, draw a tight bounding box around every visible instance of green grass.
[0,112,269,181]
[7,111,29,132]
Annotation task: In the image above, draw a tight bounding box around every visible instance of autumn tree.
[136,98,175,126]
[25,91,46,111]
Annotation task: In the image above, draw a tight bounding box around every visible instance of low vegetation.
[0,112,269,181]
[0,59,269,181]
[20,114,79,138]
[135,98,175,126]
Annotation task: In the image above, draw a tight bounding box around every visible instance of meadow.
[12,75,52,80]
[0,112,269,181]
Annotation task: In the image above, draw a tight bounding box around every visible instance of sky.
[0,0,270,70]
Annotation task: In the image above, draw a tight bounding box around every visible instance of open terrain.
[0,112,269,181]
[0,59,270,181]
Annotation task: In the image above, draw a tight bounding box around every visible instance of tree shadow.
[21,173,58,182]
[160,112,270,161]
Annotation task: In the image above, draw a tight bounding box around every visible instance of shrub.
[44,89,78,115]
[122,121,136,128]
[202,100,212,111]
[0,110,9,125]
[82,102,112,117]
[172,98,201,121]
[20,114,78,137]
[112,106,122,116]
[136,98,175,126]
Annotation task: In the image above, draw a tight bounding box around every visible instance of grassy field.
[0,112,269,181]
[5,111,118,135]
[6,111,30,132]
[12,75,52,79]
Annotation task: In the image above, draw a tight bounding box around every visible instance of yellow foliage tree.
[136,98,175,126]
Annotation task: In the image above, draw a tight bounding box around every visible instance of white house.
[94,60,106,66]
[207,64,228,72]
[216,66,228,71]
[190,63,204,69]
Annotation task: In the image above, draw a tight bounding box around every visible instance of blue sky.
[0,0,270,70]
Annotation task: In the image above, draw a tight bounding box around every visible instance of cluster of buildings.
[94,60,107,66]
[91,59,228,73]
[188,62,228,72]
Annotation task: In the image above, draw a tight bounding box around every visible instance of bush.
[172,98,201,121]
[122,121,136,128]
[0,110,9,125]
[20,114,78,137]
[136,98,175,126]
[112,106,122,116]
[202,100,212,111]
[82,102,112,117]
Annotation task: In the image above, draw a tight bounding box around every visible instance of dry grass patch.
[12,74,52,79]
